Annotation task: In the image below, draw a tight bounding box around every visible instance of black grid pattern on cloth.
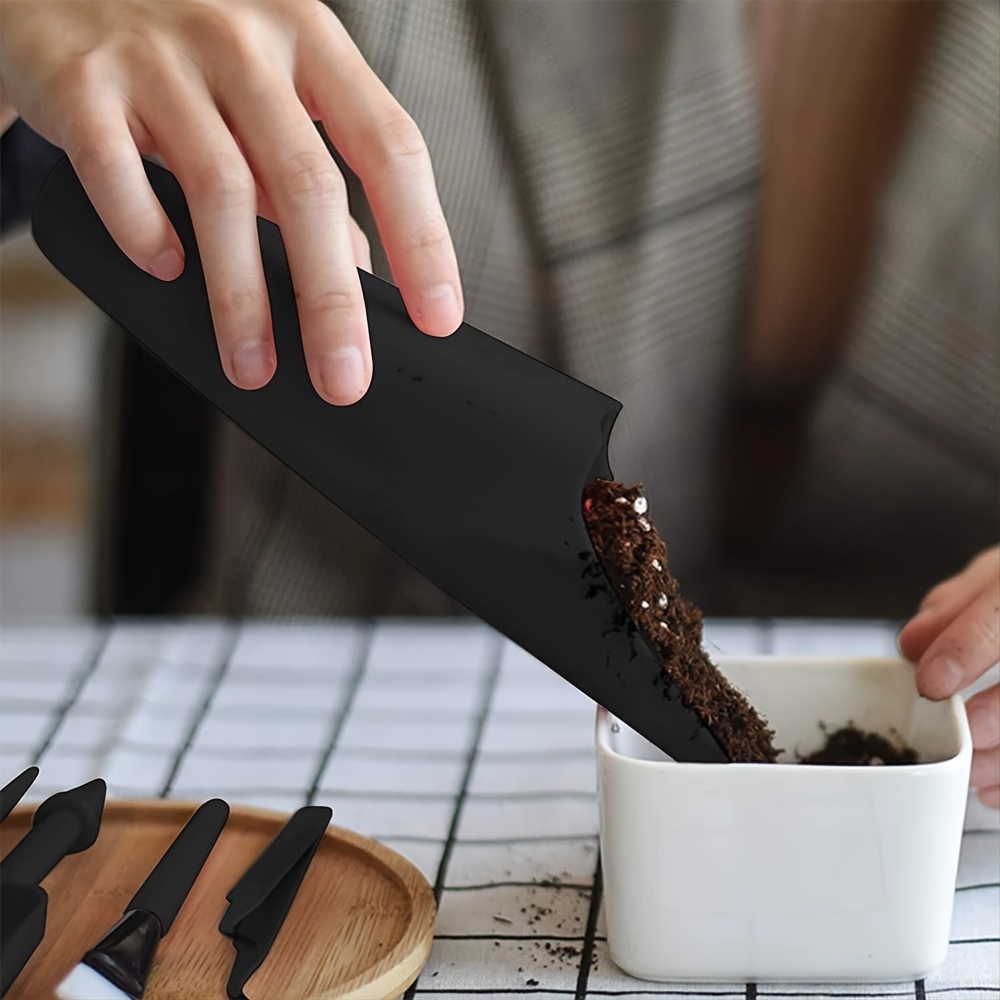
[0,619,996,998]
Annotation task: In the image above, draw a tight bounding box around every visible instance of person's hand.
[0,0,463,404]
[898,546,1000,808]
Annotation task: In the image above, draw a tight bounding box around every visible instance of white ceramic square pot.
[596,656,971,982]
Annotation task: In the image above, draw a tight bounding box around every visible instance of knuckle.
[194,5,259,59]
[188,159,255,205]
[972,611,999,650]
[299,286,360,320]
[299,0,342,33]
[69,136,131,183]
[277,151,345,205]
[372,113,429,168]
[296,3,358,65]
[407,223,449,255]
[183,5,273,85]
[215,286,264,329]
[50,50,108,96]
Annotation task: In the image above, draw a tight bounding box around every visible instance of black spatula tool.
[31,155,726,764]
[0,778,107,995]
[219,805,331,1000]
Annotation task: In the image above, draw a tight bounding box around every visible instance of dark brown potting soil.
[800,724,918,765]
[582,478,779,764]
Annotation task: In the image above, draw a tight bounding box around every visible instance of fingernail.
[149,247,183,281]
[922,656,965,698]
[318,346,368,404]
[231,342,272,388]
[416,283,460,332]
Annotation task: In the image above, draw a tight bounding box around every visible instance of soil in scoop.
[582,478,779,763]
[801,725,918,765]
[582,478,919,768]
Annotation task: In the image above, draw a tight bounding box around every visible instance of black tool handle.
[0,780,105,997]
[0,768,38,823]
[0,779,106,886]
[0,813,80,887]
[0,882,47,996]
[128,798,229,933]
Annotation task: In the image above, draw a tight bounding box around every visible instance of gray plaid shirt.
[197,0,999,617]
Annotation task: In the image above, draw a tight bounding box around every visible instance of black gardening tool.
[0,767,39,823]
[31,156,727,764]
[57,798,230,1000]
[0,778,107,995]
[219,805,331,1000]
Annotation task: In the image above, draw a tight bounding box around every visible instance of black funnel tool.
[0,767,39,823]
[31,156,726,764]
[219,805,331,999]
[0,778,107,995]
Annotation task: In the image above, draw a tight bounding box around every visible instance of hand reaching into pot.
[0,0,463,405]
[899,546,1000,808]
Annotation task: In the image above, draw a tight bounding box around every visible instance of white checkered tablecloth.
[0,619,997,1000]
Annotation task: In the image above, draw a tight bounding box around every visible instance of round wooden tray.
[2,799,436,999]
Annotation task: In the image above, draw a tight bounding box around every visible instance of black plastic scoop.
[31,156,726,764]
[0,778,107,995]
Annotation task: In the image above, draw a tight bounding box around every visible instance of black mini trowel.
[0,778,107,996]
[31,156,727,764]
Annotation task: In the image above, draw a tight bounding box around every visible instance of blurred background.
[1,1,997,624]
[1,229,101,617]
